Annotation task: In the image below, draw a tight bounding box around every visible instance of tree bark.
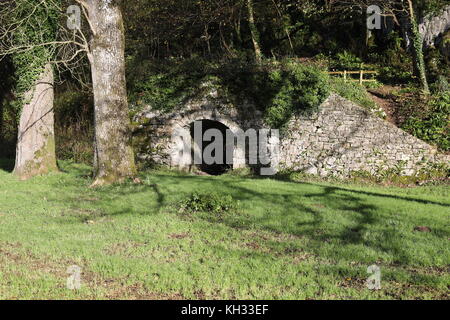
[87,0,136,186]
[407,0,430,94]
[13,63,58,180]
[0,94,3,147]
[0,59,9,150]
[246,0,263,63]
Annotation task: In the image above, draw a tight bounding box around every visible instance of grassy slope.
[0,160,449,300]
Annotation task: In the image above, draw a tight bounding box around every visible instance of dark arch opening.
[189,119,233,175]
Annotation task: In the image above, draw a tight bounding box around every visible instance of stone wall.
[280,94,448,176]
[133,88,263,168]
[133,91,449,177]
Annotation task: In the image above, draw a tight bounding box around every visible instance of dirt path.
[367,85,403,125]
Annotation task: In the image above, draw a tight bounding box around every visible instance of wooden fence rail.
[327,70,378,85]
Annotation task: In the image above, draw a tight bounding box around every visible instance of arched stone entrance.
[136,93,450,177]
[169,111,246,174]
[189,119,233,175]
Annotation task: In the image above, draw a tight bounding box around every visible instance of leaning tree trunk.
[407,0,430,94]
[246,0,263,63]
[88,0,136,186]
[13,64,58,180]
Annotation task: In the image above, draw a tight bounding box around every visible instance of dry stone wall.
[280,94,448,176]
[133,89,263,168]
[133,91,449,177]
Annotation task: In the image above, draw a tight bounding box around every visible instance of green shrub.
[329,78,378,111]
[378,66,413,85]
[219,59,330,128]
[402,92,450,151]
[178,192,238,215]
[350,161,449,186]
[176,191,247,226]
[332,51,362,70]
[431,76,449,94]
[263,61,330,128]
[363,80,383,90]
[129,57,330,130]
[367,32,414,85]
[128,56,212,113]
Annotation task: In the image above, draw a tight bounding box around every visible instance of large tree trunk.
[0,59,9,150]
[87,0,136,186]
[407,0,430,94]
[13,64,57,180]
[246,0,263,63]
[0,95,3,147]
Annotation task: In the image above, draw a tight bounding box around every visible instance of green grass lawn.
[0,159,449,300]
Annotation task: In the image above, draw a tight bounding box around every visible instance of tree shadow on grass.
[43,167,449,265]
[46,165,168,224]
[56,161,92,178]
[300,182,450,207]
[148,174,449,266]
[29,169,449,297]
